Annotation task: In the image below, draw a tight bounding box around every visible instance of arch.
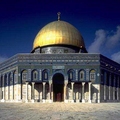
[52,73,64,102]
[42,69,48,81]
[31,69,39,81]
[78,69,85,81]
[68,69,75,81]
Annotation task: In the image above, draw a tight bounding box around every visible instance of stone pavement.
[0,102,120,120]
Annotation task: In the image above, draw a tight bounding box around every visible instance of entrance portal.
[53,73,64,102]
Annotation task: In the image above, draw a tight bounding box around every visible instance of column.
[42,82,46,103]
[51,83,53,102]
[2,75,5,102]
[6,74,9,101]
[117,77,119,101]
[11,72,14,101]
[76,84,79,103]
[113,76,115,101]
[31,82,35,102]
[26,82,28,103]
[97,85,100,103]
[64,82,68,103]
[82,82,85,103]
[71,82,74,103]
[49,81,52,103]
[89,82,92,103]
[109,74,111,101]
[104,72,106,101]
[4,75,6,101]
[0,74,1,100]
[104,85,106,101]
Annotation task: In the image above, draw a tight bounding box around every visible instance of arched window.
[68,69,75,81]
[90,69,96,81]
[79,70,85,81]
[32,70,38,81]
[42,69,48,81]
[21,70,27,84]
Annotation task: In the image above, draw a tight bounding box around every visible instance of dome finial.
[57,12,61,21]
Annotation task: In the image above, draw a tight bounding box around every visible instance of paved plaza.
[0,102,120,120]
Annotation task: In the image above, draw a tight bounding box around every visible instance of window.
[70,72,73,80]
[9,73,13,85]
[79,70,85,81]
[80,73,83,79]
[90,70,96,81]
[32,70,38,81]
[42,69,48,81]
[22,70,27,84]
[14,71,17,84]
[90,73,95,79]
[44,72,48,79]
[68,70,74,81]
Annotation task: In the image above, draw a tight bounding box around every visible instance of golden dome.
[33,20,85,49]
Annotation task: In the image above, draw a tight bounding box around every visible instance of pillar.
[2,75,5,102]
[104,72,107,101]
[64,81,68,103]
[117,77,119,101]
[4,75,6,101]
[31,82,35,102]
[82,82,85,103]
[49,82,52,103]
[51,83,53,102]
[42,82,46,103]
[104,85,106,101]
[26,82,28,103]
[76,84,79,103]
[109,74,111,101]
[0,74,1,100]
[113,76,115,101]
[11,72,14,101]
[89,82,92,103]
[71,82,74,103]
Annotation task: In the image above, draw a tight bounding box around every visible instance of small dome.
[33,20,85,50]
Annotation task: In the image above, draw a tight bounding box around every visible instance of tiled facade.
[0,53,120,103]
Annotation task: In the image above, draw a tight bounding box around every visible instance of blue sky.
[0,0,120,63]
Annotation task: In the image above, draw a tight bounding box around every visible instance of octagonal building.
[0,15,120,103]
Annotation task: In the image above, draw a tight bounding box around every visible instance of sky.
[0,0,120,63]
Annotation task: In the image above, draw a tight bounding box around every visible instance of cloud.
[88,29,106,53]
[88,25,120,63]
[88,25,120,54]
[106,26,120,48]
[111,52,120,63]
[0,56,8,63]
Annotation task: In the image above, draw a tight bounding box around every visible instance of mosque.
[0,13,120,103]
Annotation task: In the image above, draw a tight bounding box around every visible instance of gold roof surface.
[33,20,85,49]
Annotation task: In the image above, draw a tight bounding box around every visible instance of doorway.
[53,73,64,102]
